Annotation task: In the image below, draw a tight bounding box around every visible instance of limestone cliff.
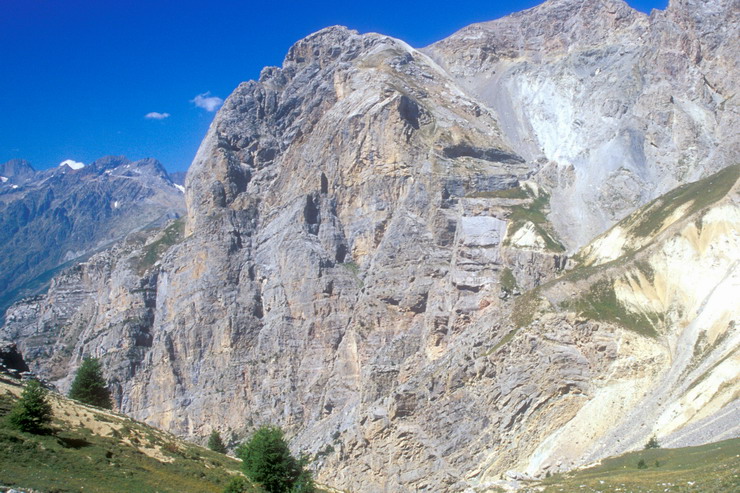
[2,1,738,491]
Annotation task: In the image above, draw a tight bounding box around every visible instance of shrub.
[235,425,314,493]
[637,458,648,469]
[223,476,251,493]
[68,357,112,409]
[7,379,53,434]
[209,430,228,454]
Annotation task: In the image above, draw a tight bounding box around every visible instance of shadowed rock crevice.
[443,143,525,164]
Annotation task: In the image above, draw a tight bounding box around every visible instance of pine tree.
[208,429,228,453]
[68,357,112,409]
[7,379,53,434]
[236,425,314,493]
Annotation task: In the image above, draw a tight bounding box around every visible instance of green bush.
[7,380,53,434]
[68,357,113,409]
[223,476,251,493]
[235,425,314,493]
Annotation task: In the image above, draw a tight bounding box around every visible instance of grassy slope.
[0,377,255,493]
[534,438,740,492]
[511,164,739,335]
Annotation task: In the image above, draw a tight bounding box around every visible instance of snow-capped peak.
[59,159,85,170]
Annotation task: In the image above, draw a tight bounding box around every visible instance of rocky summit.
[2,0,738,491]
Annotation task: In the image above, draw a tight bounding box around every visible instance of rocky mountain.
[0,156,185,317]
[1,0,737,491]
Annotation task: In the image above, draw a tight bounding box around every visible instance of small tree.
[68,357,112,409]
[209,429,228,453]
[7,379,53,434]
[644,435,660,449]
[236,425,314,493]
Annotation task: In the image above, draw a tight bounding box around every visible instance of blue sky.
[0,0,668,173]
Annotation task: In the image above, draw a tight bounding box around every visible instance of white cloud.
[191,92,223,112]
[59,159,85,170]
[145,111,171,120]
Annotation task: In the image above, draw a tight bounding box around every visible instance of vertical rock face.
[424,0,739,248]
[2,1,739,492]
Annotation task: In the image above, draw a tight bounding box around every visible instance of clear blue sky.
[0,0,668,173]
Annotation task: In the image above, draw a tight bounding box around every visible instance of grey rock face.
[424,0,739,248]
[2,1,738,492]
[0,156,185,317]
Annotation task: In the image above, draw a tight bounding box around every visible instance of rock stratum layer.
[2,0,739,491]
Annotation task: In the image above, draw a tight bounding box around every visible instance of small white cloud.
[191,92,223,112]
[145,112,171,120]
[59,159,85,170]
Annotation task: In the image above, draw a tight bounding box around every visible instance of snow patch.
[59,159,85,170]
[0,176,7,183]
[175,184,185,193]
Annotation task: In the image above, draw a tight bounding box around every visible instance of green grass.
[504,193,566,253]
[0,379,251,493]
[538,437,740,492]
[136,218,185,274]
[625,164,739,239]
[500,267,518,295]
[511,287,546,329]
[563,278,660,338]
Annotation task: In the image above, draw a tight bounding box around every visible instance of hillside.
[0,376,247,493]
[535,437,740,492]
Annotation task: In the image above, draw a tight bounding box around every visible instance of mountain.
[2,0,738,491]
[0,156,185,317]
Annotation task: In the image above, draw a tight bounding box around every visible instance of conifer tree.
[68,357,112,409]
[236,425,314,493]
[209,429,228,453]
[7,379,53,434]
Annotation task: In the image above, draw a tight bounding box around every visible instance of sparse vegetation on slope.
[537,437,740,492]
[503,189,566,253]
[136,217,185,274]
[628,164,739,239]
[0,377,248,493]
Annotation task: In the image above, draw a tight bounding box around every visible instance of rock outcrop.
[2,1,738,491]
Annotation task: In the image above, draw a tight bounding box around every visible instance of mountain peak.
[0,159,36,182]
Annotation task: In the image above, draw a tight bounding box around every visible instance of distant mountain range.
[0,156,185,317]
